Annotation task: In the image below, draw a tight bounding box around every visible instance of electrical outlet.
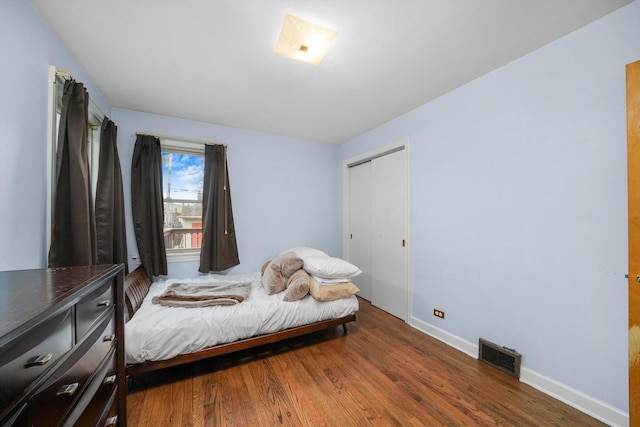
[433,309,445,319]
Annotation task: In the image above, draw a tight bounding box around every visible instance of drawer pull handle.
[104,416,118,426]
[25,352,53,368]
[56,382,78,397]
[97,300,111,307]
[103,374,117,385]
[103,334,116,342]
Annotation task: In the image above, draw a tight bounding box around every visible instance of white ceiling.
[30,0,632,144]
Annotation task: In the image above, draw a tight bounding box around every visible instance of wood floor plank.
[311,337,444,425]
[265,348,331,425]
[127,297,607,426]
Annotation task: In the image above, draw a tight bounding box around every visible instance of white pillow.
[303,256,362,279]
[279,246,329,259]
[311,275,351,285]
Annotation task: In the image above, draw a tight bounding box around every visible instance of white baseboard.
[519,367,629,427]
[409,316,477,359]
[409,316,629,427]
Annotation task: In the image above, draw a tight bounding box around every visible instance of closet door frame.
[627,59,640,425]
[342,136,411,321]
[348,161,373,300]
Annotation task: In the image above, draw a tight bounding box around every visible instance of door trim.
[342,136,411,321]
[627,59,640,425]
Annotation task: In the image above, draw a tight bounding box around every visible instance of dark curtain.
[95,118,129,274]
[199,144,239,272]
[131,134,167,276]
[48,80,96,267]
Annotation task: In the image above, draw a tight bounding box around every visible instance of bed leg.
[342,324,348,334]
[127,375,135,391]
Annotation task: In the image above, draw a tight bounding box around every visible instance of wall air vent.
[478,338,521,379]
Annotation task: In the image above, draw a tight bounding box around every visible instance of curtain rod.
[55,68,109,122]
[136,132,226,147]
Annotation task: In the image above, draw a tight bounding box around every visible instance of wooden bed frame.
[124,266,356,376]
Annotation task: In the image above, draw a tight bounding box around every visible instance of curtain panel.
[199,144,240,272]
[95,118,129,274]
[48,80,96,268]
[131,134,167,276]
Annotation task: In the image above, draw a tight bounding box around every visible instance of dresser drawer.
[102,392,120,427]
[28,316,115,426]
[76,279,114,340]
[69,350,118,427]
[0,309,73,414]
[1,402,26,426]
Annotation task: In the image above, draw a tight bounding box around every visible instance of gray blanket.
[152,281,252,308]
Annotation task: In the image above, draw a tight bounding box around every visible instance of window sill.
[132,251,200,265]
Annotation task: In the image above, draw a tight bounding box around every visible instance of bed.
[124,266,358,376]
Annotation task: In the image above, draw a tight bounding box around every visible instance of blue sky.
[162,153,204,201]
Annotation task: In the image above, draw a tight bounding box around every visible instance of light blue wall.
[0,1,110,271]
[111,109,341,278]
[341,0,640,412]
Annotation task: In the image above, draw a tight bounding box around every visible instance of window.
[47,67,104,250]
[161,142,205,256]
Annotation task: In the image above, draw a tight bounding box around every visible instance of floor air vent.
[478,338,521,379]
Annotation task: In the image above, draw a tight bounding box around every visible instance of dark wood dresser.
[0,264,126,427]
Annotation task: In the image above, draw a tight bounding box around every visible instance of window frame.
[160,139,206,263]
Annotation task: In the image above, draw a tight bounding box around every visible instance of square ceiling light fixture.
[274,13,337,65]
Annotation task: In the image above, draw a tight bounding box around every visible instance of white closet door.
[349,161,372,300]
[371,150,408,320]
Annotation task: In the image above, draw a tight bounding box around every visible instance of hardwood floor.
[127,298,606,426]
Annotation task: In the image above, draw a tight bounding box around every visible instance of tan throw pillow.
[272,251,304,276]
[262,262,287,295]
[261,260,271,275]
[283,269,310,302]
[261,252,304,295]
[308,276,359,302]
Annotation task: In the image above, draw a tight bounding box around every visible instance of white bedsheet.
[125,272,359,364]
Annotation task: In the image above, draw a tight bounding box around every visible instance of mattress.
[125,272,359,364]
